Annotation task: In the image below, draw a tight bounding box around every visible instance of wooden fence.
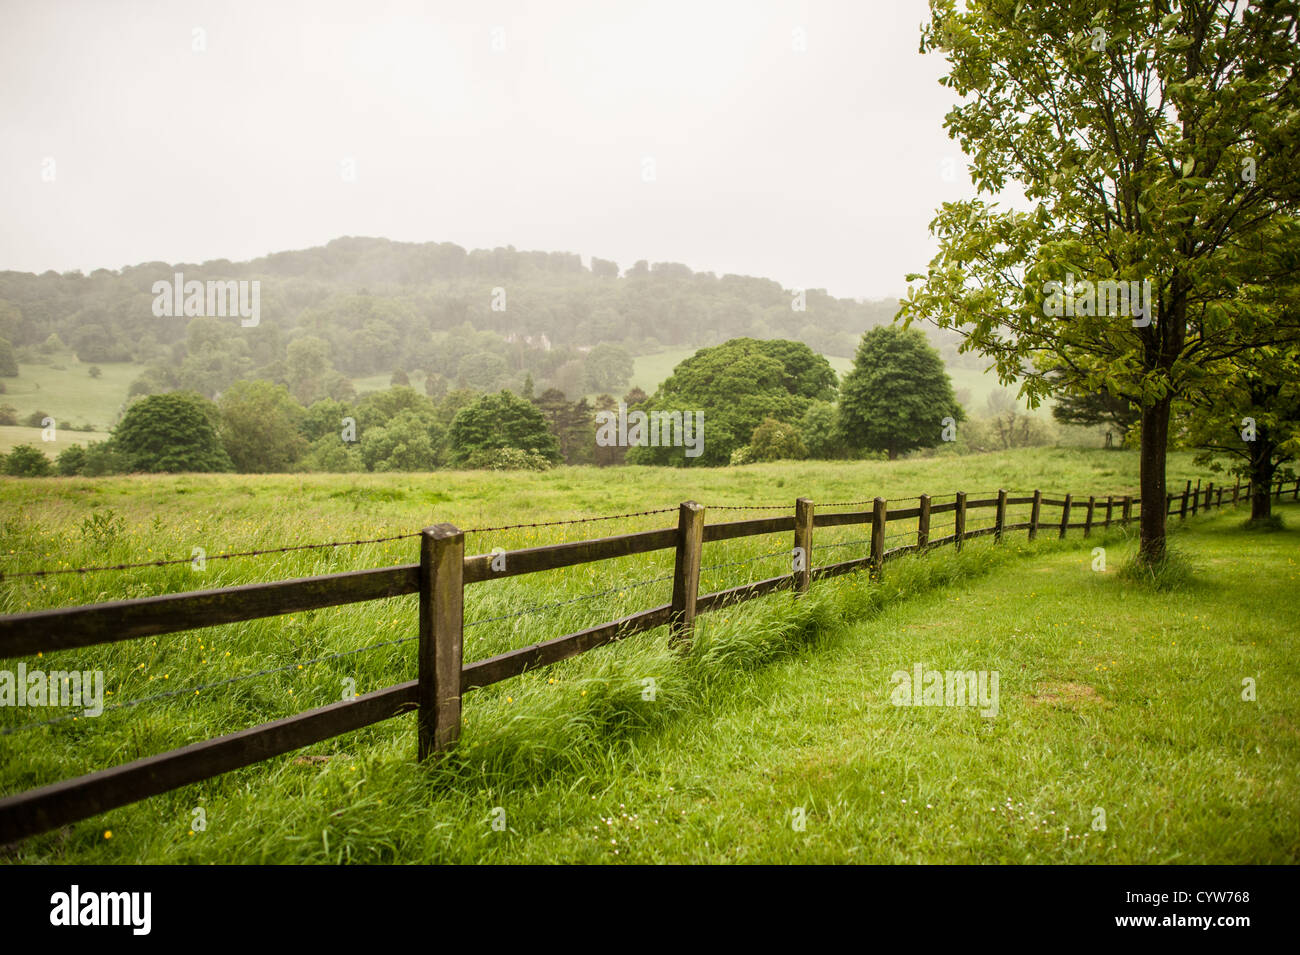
[0,473,1294,844]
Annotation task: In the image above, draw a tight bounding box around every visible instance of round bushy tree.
[448,390,561,467]
[55,444,88,476]
[838,326,964,460]
[113,392,233,472]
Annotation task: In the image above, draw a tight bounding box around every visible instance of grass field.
[2,448,1289,863]
[0,425,99,457]
[2,362,134,431]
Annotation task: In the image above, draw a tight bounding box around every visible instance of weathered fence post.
[1216,485,1223,509]
[1293,478,1299,501]
[994,489,1007,542]
[1192,479,1201,516]
[794,497,814,595]
[917,494,931,548]
[418,523,464,761]
[1122,495,1132,526]
[1204,481,1213,511]
[1180,481,1191,520]
[670,501,705,644]
[1084,495,1095,537]
[1059,493,1072,539]
[1029,490,1042,541]
[1277,478,1285,502]
[870,497,887,577]
[1104,495,1113,529]
[954,492,967,551]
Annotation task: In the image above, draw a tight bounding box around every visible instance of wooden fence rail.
[0,475,1294,844]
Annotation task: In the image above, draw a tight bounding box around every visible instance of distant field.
[0,425,99,457]
[2,361,138,431]
[628,347,698,394]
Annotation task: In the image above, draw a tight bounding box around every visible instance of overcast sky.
[0,0,983,299]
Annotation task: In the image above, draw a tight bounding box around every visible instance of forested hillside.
[0,237,974,403]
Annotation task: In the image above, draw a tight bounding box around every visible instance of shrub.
[3,444,53,476]
[463,447,553,471]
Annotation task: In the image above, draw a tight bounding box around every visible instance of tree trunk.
[1138,394,1172,562]
[1250,432,1275,520]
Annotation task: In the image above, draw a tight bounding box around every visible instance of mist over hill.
[0,236,973,402]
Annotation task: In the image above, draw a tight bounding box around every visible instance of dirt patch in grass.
[1027,682,1112,709]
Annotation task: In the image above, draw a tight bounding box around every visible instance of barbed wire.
[700,548,790,573]
[461,506,680,535]
[0,532,423,581]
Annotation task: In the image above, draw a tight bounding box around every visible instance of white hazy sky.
[0,0,983,299]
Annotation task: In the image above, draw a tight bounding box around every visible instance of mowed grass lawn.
[0,450,1294,863]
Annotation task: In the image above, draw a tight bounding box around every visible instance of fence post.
[870,497,887,577]
[1029,490,1042,541]
[1204,481,1213,510]
[994,489,1007,542]
[1122,495,1132,526]
[1191,479,1201,516]
[1059,493,1072,539]
[1084,495,1095,537]
[1215,485,1223,509]
[794,498,814,595]
[1104,495,1113,529]
[917,494,931,548]
[670,501,705,644]
[1276,478,1284,502]
[954,492,967,551]
[1233,476,1240,505]
[418,523,464,761]
[1180,481,1191,520]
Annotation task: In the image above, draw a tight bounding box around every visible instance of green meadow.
[1,448,1293,863]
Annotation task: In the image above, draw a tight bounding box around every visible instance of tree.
[583,343,634,394]
[359,410,439,472]
[217,380,308,473]
[746,418,808,462]
[425,371,449,400]
[390,367,410,387]
[286,335,334,405]
[113,392,233,472]
[1049,378,1141,447]
[799,401,849,459]
[456,352,509,391]
[55,444,88,476]
[80,440,133,476]
[838,326,963,460]
[631,338,836,466]
[3,444,52,476]
[592,394,627,466]
[447,390,561,466]
[301,398,356,443]
[0,337,17,376]
[901,1,1300,561]
[1185,344,1300,520]
[88,365,102,379]
[590,257,619,278]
